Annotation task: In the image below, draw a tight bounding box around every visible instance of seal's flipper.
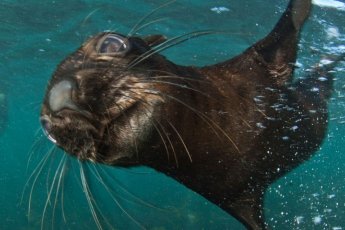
[201,0,311,86]
[226,191,266,230]
[251,0,312,85]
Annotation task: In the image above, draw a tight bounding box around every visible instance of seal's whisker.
[60,159,68,224]
[140,79,212,98]
[21,142,50,204]
[119,90,179,167]
[131,17,169,35]
[156,118,179,168]
[52,156,68,229]
[140,85,247,152]
[97,165,168,212]
[104,23,121,34]
[125,82,212,104]
[162,93,241,153]
[203,114,241,153]
[150,118,171,162]
[81,8,102,28]
[113,91,172,162]
[41,154,66,230]
[120,90,183,166]
[130,67,210,84]
[131,96,173,164]
[26,132,47,172]
[127,0,176,36]
[79,162,103,230]
[131,29,248,70]
[129,88,222,143]
[45,150,64,207]
[88,164,146,230]
[81,164,115,229]
[148,74,209,84]
[167,120,192,163]
[27,146,56,217]
[127,30,218,69]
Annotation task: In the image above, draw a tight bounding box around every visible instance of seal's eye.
[96,34,130,55]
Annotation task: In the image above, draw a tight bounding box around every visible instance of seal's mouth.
[40,115,57,144]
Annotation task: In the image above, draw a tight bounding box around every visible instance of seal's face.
[40,33,166,165]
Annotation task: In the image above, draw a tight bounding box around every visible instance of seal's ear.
[143,35,167,47]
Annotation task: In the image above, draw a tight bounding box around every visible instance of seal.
[39,0,343,229]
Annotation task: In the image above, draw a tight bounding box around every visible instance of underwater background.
[0,0,345,229]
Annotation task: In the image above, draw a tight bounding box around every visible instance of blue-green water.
[1,0,345,229]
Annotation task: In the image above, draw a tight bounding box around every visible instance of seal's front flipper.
[251,0,312,85]
[201,0,311,86]
[226,191,266,230]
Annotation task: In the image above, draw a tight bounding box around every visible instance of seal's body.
[40,0,337,229]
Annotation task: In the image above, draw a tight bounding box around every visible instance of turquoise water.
[1,0,345,229]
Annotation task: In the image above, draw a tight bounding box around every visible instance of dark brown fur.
[40,0,341,229]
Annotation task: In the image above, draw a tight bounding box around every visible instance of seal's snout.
[40,115,57,144]
[48,80,77,113]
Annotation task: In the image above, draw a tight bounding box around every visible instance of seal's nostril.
[49,80,77,112]
[40,116,57,144]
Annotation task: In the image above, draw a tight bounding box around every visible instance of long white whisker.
[61,162,67,223]
[167,120,192,163]
[41,153,66,230]
[148,73,209,84]
[132,17,169,35]
[79,162,103,230]
[149,118,171,161]
[88,164,146,230]
[127,30,218,69]
[26,132,47,172]
[27,146,56,218]
[81,8,101,27]
[127,0,176,36]
[21,142,51,205]
[97,165,167,211]
[163,93,241,153]
[141,78,211,98]
[119,92,176,165]
[61,157,68,224]
[52,155,68,229]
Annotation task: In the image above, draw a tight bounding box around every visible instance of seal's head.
[40,32,171,165]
